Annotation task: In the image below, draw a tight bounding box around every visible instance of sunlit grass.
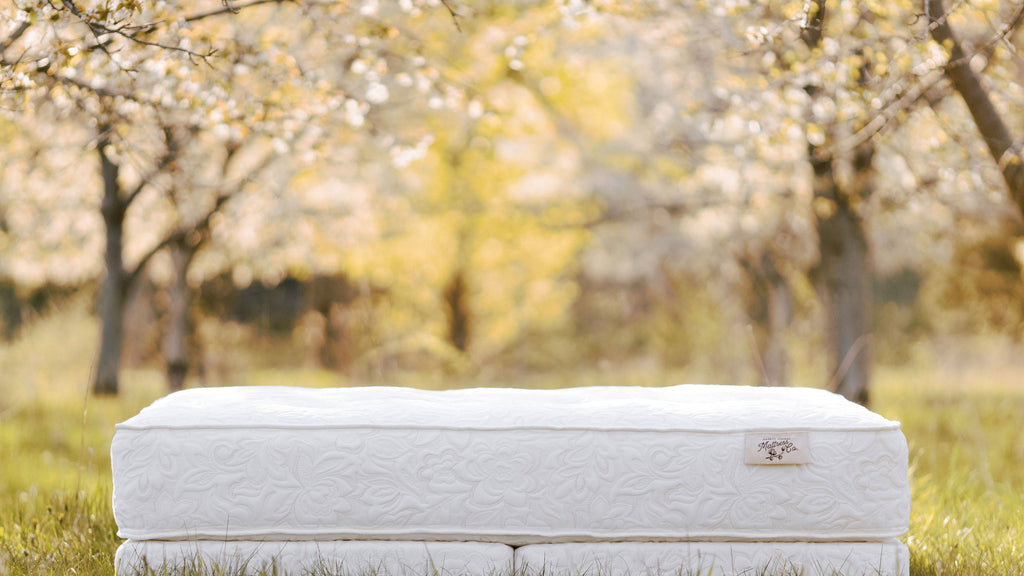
[1,306,1022,575]
[0,487,119,575]
[873,375,1024,576]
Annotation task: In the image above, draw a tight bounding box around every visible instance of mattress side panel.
[115,540,514,576]
[513,540,910,576]
[112,426,909,542]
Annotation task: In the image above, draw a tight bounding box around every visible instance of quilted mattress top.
[112,384,909,542]
[116,384,900,432]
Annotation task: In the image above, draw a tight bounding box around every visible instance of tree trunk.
[93,127,127,396]
[812,143,874,405]
[743,253,792,387]
[163,237,195,391]
[444,266,471,353]
[763,256,792,387]
[0,280,21,341]
[800,0,873,405]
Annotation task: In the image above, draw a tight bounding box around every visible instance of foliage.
[3,0,1024,390]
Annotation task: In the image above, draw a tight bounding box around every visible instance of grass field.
[1,309,1022,575]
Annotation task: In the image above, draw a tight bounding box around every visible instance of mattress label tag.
[744,431,810,465]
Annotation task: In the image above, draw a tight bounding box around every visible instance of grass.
[1,306,1022,575]
[874,373,1024,576]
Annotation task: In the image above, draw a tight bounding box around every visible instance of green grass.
[1,307,1022,575]
[873,370,1024,576]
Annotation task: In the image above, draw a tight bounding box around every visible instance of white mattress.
[515,540,910,576]
[115,540,513,576]
[112,385,910,543]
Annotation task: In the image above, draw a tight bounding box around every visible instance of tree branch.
[123,131,180,208]
[800,0,826,50]
[507,68,586,152]
[946,1,1024,69]
[927,0,1024,216]
[60,0,214,61]
[126,191,230,287]
[438,0,463,33]
[129,0,291,34]
[927,0,1019,164]
[0,21,30,55]
[56,72,142,101]
[125,145,277,286]
[824,71,948,159]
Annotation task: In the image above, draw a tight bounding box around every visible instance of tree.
[734,0,944,403]
[795,0,875,404]
[1,0,311,394]
[926,0,1024,219]
[479,4,822,379]
[4,0,464,394]
[152,125,284,391]
[319,3,598,370]
[0,115,102,339]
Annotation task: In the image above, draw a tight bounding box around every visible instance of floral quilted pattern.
[111,385,909,543]
[515,540,910,576]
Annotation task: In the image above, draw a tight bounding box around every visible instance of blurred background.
[1,0,1022,403]
[1,0,1023,572]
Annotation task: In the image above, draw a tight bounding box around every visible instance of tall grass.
[874,372,1024,576]
[1,305,1022,575]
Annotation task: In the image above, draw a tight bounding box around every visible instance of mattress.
[112,385,910,543]
[515,540,910,576]
[115,540,513,576]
